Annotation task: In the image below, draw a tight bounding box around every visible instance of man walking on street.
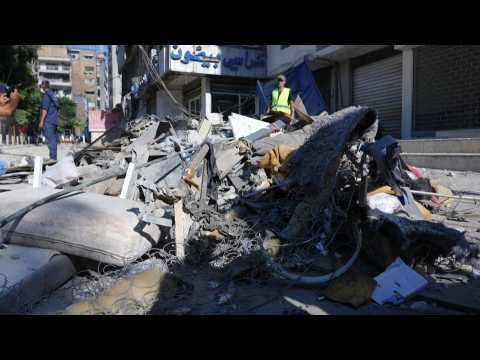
[38,80,59,160]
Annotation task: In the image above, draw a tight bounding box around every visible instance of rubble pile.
[2,104,480,315]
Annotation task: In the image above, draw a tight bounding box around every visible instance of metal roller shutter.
[353,54,402,138]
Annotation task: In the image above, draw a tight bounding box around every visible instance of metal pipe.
[410,190,480,202]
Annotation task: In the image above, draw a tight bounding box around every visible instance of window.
[281,45,291,50]
[85,91,95,95]
[211,91,255,116]
[83,55,94,60]
[84,66,94,72]
[188,97,201,115]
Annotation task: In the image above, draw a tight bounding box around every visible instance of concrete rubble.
[2,104,480,315]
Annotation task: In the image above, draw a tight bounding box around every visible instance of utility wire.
[136,45,197,118]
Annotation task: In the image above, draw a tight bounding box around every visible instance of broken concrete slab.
[0,188,161,266]
[0,244,76,314]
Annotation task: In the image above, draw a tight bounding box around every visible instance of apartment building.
[35,46,72,98]
[68,48,99,121]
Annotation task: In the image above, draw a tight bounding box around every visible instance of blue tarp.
[257,62,326,116]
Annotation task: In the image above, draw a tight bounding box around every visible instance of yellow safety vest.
[271,87,291,115]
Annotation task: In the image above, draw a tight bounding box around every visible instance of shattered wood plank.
[184,144,209,180]
[174,200,193,260]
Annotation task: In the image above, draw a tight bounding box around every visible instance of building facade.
[117,45,480,139]
[35,46,72,98]
[108,45,122,109]
[96,53,109,110]
[268,45,480,139]
[68,48,99,120]
[118,45,266,124]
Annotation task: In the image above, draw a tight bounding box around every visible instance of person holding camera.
[0,83,21,143]
[0,83,21,117]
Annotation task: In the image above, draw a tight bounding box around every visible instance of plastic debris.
[367,193,402,214]
[371,258,429,305]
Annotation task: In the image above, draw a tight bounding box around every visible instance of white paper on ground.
[371,257,428,305]
[229,113,270,140]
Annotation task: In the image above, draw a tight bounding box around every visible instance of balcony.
[37,56,71,63]
[48,79,72,88]
[38,65,70,74]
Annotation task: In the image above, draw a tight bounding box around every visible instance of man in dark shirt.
[38,80,59,160]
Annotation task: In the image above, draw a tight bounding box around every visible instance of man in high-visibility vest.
[267,74,294,123]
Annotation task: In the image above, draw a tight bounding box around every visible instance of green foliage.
[0,46,39,129]
[0,45,38,87]
[14,109,29,126]
[17,86,42,128]
[57,97,81,134]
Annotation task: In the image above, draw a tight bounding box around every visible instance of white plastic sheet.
[42,154,79,188]
[367,193,402,214]
[371,258,428,305]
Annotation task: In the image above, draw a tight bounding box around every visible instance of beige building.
[35,46,72,98]
[68,48,99,121]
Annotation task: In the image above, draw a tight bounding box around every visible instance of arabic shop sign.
[169,45,266,78]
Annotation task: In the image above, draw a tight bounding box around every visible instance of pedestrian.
[38,80,59,160]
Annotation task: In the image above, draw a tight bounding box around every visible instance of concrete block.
[0,188,161,266]
[401,153,480,172]
[0,245,76,314]
[400,138,480,154]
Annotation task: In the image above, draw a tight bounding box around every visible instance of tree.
[1,46,39,133]
[57,97,83,134]
[16,86,42,129]
[0,46,38,88]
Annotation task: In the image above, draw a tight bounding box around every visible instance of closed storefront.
[414,45,480,135]
[353,52,403,138]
